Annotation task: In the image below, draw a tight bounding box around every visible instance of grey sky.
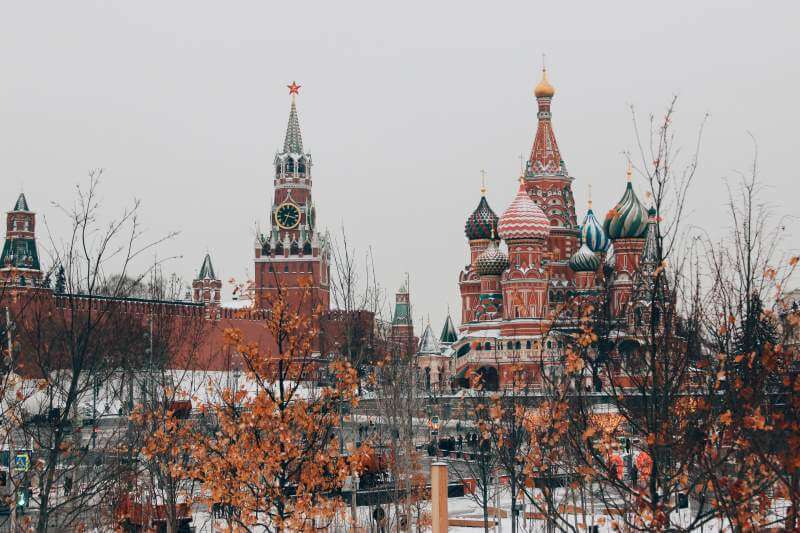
[1,1,798,332]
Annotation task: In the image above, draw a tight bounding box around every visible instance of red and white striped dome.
[497,181,551,241]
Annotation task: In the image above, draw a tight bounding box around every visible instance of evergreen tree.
[734,293,778,357]
[54,265,66,294]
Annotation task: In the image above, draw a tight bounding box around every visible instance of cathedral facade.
[452,68,655,390]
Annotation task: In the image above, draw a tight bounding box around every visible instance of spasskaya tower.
[254,82,330,313]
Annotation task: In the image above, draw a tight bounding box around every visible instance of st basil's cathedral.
[413,67,657,392]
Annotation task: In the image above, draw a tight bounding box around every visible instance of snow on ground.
[187,485,757,532]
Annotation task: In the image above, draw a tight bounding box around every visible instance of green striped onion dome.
[465,196,499,241]
[475,240,509,276]
[568,244,600,272]
[579,208,610,252]
[603,182,648,239]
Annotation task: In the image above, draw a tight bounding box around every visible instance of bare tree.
[12,172,178,531]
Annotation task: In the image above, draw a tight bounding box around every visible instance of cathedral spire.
[527,64,565,177]
[640,206,659,268]
[283,81,304,154]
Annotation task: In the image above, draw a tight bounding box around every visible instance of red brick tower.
[0,194,42,286]
[254,82,330,316]
[192,253,222,306]
[524,67,579,273]
[391,281,415,356]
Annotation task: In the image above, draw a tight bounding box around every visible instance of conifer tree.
[54,264,66,294]
[734,292,778,357]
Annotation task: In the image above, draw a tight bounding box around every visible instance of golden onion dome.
[534,68,555,98]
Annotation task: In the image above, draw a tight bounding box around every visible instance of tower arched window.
[515,341,521,350]
[506,341,512,350]
[484,342,491,351]
[526,340,532,350]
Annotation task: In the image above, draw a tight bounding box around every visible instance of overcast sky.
[1,1,798,332]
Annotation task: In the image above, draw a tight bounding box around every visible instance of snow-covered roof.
[221,299,254,310]
[417,324,440,355]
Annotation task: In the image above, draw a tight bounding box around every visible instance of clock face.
[275,203,300,229]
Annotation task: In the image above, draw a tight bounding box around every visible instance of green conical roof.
[198,253,216,279]
[283,99,304,154]
[13,193,29,212]
[439,315,458,344]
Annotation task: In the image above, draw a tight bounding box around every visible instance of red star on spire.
[287,81,301,95]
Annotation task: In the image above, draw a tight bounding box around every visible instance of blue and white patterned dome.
[579,207,610,252]
[568,244,600,272]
